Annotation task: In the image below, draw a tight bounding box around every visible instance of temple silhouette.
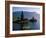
[13,11,37,30]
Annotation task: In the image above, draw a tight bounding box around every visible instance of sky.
[12,7,40,14]
[13,7,40,20]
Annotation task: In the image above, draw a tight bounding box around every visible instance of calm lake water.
[13,21,40,31]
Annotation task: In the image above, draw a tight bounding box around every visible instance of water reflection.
[13,21,39,31]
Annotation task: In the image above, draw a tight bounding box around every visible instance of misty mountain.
[13,11,40,20]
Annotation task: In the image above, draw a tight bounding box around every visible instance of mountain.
[13,11,40,20]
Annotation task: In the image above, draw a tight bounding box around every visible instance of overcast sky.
[12,7,40,14]
[13,7,40,20]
